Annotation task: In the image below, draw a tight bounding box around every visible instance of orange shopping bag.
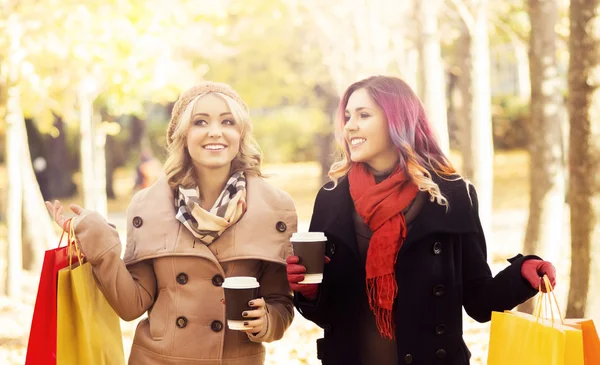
[563,319,600,364]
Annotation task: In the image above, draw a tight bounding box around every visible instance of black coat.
[293,175,539,365]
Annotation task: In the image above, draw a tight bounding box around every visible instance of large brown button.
[404,354,413,364]
[132,216,143,228]
[211,320,223,332]
[176,316,188,328]
[436,349,447,359]
[433,241,442,255]
[275,221,287,232]
[433,284,445,297]
[435,324,447,335]
[176,273,188,285]
[212,274,224,287]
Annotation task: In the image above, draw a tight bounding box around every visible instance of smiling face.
[343,88,399,173]
[185,93,242,174]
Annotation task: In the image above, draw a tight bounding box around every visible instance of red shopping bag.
[25,219,80,365]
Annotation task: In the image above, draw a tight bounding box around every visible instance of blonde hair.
[164,92,263,189]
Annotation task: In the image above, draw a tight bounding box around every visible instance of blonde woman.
[286,76,556,365]
[47,82,297,365]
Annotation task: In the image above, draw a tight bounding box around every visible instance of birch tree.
[566,0,600,323]
[448,0,494,237]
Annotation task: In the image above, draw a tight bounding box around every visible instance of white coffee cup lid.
[291,232,327,242]
[222,276,260,289]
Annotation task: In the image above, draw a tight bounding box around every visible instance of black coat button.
[275,221,287,232]
[176,273,188,285]
[433,284,445,297]
[211,320,223,332]
[212,274,224,286]
[132,216,143,228]
[404,354,413,364]
[433,241,442,255]
[176,316,188,328]
[436,349,447,359]
[329,243,336,256]
[435,324,447,335]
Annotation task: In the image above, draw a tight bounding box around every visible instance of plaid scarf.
[175,171,247,245]
[349,163,419,339]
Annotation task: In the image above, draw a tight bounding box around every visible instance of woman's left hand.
[241,298,268,336]
[521,259,556,292]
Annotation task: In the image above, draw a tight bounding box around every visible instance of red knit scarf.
[348,163,419,339]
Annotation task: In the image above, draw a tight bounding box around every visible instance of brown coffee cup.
[291,232,327,284]
[222,276,260,330]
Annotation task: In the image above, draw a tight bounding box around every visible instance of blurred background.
[1,0,599,364]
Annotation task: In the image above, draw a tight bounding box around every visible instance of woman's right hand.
[286,255,330,300]
[45,200,85,229]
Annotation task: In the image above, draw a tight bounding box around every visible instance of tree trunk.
[79,92,96,211]
[94,114,108,217]
[78,88,107,218]
[417,0,450,155]
[457,24,474,178]
[315,85,339,185]
[3,16,24,297]
[20,124,58,270]
[519,0,565,314]
[468,0,494,237]
[46,115,76,198]
[4,81,23,297]
[566,0,600,323]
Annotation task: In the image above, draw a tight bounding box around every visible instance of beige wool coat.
[73,174,298,365]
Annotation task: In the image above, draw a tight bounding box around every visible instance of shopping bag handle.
[534,274,563,325]
[58,218,74,248]
[66,217,84,268]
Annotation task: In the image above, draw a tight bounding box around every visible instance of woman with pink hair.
[286,75,556,365]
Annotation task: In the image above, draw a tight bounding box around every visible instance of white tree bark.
[78,79,107,218]
[5,82,23,298]
[417,0,450,155]
[3,15,24,297]
[457,0,494,237]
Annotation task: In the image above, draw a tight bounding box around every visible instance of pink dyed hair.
[329,75,457,205]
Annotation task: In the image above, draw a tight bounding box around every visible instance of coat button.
[176,273,189,285]
[132,216,143,228]
[212,274,224,287]
[435,324,447,335]
[403,354,413,364]
[211,320,223,332]
[329,243,336,256]
[275,221,287,232]
[436,349,447,359]
[433,241,442,255]
[176,316,188,328]
[433,284,445,297]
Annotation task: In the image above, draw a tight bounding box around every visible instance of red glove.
[521,259,556,292]
[286,255,330,300]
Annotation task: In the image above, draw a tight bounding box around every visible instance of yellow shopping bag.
[56,222,125,365]
[487,276,584,365]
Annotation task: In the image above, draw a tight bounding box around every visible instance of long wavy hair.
[164,92,263,189]
[329,75,458,206]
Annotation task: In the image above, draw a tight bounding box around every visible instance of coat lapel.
[402,175,479,249]
[312,174,480,261]
[311,178,362,263]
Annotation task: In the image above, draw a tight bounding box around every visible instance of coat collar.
[315,173,479,260]
[123,174,297,266]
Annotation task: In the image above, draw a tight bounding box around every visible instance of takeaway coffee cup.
[222,276,260,330]
[291,232,327,284]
